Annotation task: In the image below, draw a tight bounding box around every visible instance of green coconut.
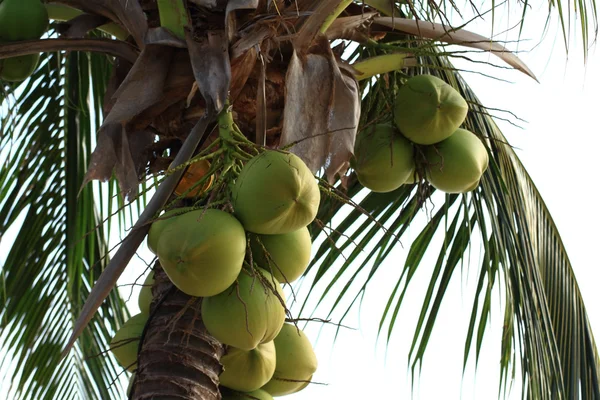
[138,271,154,315]
[353,124,415,193]
[157,209,246,297]
[261,323,318,396]
[220,341,277,392]
[250,227,312,284]
[0,0,48,41]
[147,207,194,254]
[0,53,40,82]
[424,128,489,193]
[221,389,274,400]
[109,313,148,372]
[201,268,286,350]
[232,151,320,235]
[394,74,468,145]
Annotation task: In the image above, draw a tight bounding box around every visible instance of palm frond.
[301,43,600,399]
[0,45,131,399]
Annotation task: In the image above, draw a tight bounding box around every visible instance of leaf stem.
[45,4,129,40]
[156,0,189,40]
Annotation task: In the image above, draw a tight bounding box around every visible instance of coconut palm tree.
[0,0,598,399]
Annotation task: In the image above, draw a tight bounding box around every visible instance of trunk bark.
[131,262,224,400]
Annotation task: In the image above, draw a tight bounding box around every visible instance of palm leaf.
[301,42,600,399]
[0,44,131,399]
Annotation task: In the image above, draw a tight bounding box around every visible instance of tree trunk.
[131,263,224,400]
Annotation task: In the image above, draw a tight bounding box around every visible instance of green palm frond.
[0,47,131,399]
[301,44,600,398]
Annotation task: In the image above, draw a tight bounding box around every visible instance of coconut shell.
[394,74,468,145]
[232,151,320,235]
[201,268,286,351]
[109,313,148,372]
[220,342,277,392]
[137,271,154,315]
[250,227,312,284]
[146,207,194,254]
[424,128,489,193]
[221,389,274,400]
[173,159,214,198]
[353,124,415,193]
[0,53,40,82]
[0,0,48,41]
[157,209,246,297]
[261,323,317,396]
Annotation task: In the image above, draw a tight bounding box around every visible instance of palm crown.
[0,1,598,399]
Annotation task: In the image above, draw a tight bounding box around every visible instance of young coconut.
[201,268,286,351]
[352,124,415,193]
[261,323,318,396]
[0,54,40,82]
[0,0,48,41]
[221,389,274,400]
[250,227,312,284]
[424,128,489,193]
[157,209,246,297]
[394,74,468,145]
[109,313,148,372]
[137,270,154,315]
[220,341,277,392]
[232,151,320,235]
[146,207,194,254]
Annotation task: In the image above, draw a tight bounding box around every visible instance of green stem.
[157,0,189,40]
[351,53,410,80]
[319,0,353,34]
[45,4,129,40]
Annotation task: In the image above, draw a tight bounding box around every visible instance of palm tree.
[1,0,598,399]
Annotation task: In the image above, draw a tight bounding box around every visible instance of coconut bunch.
[353,74,490,194]
[111,150,319,397]
[0,0,48,82]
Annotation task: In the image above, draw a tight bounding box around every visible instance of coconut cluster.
[0,0,48,82]
[111,150,319,397]
[353,74,489,194]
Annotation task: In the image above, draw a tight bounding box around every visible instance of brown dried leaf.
[225,0,259,39]
[374,17,538,81]
[56,14,110,38]
[230,46,258,101]
[84,124,154,197]
[59,0,147,46]
[83,44,174,198]
[186,30,231,114]
[145,27,188,48]
[280,36,360,183]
